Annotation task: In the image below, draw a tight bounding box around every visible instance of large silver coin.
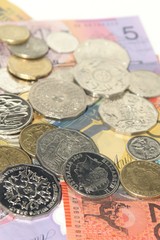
[0,68,32,94]
[128,70,160,98]
[29,79,87,119]
[99,92,158,134]
[74,39,130,67]
[127,136,160,161]
[0,164,61,218]
[0,94,33,135]
[8,36,49,59]
[46,31,79,53]
[74,58,129,97]
[36,128,99,176]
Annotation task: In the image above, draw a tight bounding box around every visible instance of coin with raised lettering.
[0,164,61,217]
[36,128,99,176]
[0,24,30,44]
[63,152,119,199]
[120,161,160,199]
[7,56,52,81]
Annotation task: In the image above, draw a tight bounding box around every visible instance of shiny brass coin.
[0,25,30,44]
[7,55,52,81]
[120,161,160,199]
[0,146,31,172]
[19,123,56,157]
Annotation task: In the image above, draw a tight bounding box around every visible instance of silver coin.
[74,58,129,97]
[46,31,79,53]
[36,128,99,176]
[127,136,160,161]
[0,68,32,94]
[0,133,20,147]
[98,92,158,135]
[29,79,87,119]
[0,94,33,135]
[74,39,130,67]
[8,36,49,59]
[48,67,75,83]
[0,164,61,218]
[128,70,160,98]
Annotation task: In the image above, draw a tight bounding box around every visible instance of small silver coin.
[99,92,158,135]
[127,136,160,161]
[8,36,49,59]
[36,128,99,176]
[0,164,61,218]
[29,79,87,120]
[46,31,79,53]
[0,94,33,135]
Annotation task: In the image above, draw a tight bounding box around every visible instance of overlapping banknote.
[0,2,160,239]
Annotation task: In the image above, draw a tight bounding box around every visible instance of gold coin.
[19,123,56,157]
[0,24,30,44]
[120,161,160,199]
[8,55,52,80]
[0,146,31,172]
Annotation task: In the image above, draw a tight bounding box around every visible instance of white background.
[10,0,160,54]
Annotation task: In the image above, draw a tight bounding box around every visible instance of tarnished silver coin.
[74,39,130,67]
[128,70,160,98]
[8,36,49,59]
[46,31,79,53]
[63,152,120,199]
[29,79,87,119]
[0,94,33,135]
[127,136,160,161]
[99,92,158,135]
[36,128,99,176]
[0,68,32,94]
[74,58,129,97]
[0,164,61,218]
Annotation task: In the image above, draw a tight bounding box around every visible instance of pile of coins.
[0,24,159,219]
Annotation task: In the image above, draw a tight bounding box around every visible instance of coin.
[46,31,79,53]
[126,136,160,161]
[99,92,158,134]
[0,24,30,44]
[48,67,75,83]
[74,39,130,67]
[63,152,119,199]
[9,36,49,59]
[0,138,9,146]
[0,133,20,147]
[36,128,99,176]
[0,146,31,172]
[128,70,160,98]
[28,79,87,119]
[0,164,61,217]
[0,93,33,135]
[120,161,160,199]
[7,56,52,81]
[19,123,56,157]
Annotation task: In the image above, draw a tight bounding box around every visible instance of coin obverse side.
[63,152,120,199]
[36,128,99,176]
[120,161,160,199]
[0,164,61,217]
[0,94,33,135]
[127,136,160,161]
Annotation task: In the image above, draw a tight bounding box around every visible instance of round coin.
[126,136,160,161]
[36,128,99,176]
[0,24,30,44]
[99,92,158,134]
[9,36,49,59]
[48,67,75,83]
[0,94,33,135]
[120,161,160,199]
[46,31,79,53]
[0,164,61,217]
[28,79,87,119]
[0,146,31,172]
[7,56,52,81]
[19,123,56,157]
[63,152,120,199]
